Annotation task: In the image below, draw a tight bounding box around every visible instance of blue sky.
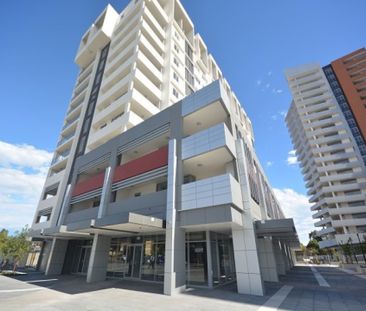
[0,0,365,242]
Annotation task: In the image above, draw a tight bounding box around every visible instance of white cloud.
[0,141,52,232]
[257,79,262,86]
[267,71,272,76]
[0,141,52,168]
[265,83,270,88]
[271,110,287,121]
[273,188,314,244]
[266,161,273,167]
[276,89,283,94]
[287,149,299,166]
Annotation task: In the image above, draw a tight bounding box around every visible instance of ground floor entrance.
[104,231,235,288]
[107,235,165,282]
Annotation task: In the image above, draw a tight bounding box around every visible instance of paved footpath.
[1,266,366,310]
[278,266,366,311]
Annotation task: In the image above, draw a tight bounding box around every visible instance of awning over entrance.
[66,212,165,236]
[254,218,300,248]
[28,226,91,240]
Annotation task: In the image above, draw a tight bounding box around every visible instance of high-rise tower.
[285,48,366,249]
[29,0,298,296]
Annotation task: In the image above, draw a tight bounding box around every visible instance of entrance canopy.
[67,212,165,236]
[255,218,300,248]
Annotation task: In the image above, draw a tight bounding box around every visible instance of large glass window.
[107,235,165,282]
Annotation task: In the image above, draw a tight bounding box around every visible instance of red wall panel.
[72,171,105,197]
[113,146,168,183]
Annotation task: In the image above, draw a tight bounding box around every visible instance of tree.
[0,229,10,270]
[309,230,322,242]
[0,227,30,272]
[306,239,320,256]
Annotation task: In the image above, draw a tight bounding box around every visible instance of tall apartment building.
[285,48,366,249]
[29,0,298,296]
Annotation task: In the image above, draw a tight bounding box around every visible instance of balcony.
[141,19,164,53]
[51,149,70,167]
[98,72,133,107]
[181,174,243,211]
[94,91,131,126]
[113,146,168,184]
[312,208,329,219]
[107,190,167,218]
[38,196,57,211]
[67,93,85,116]
[136,49,163,84]
[328,205,366,216]
[56,132,75,149]
[72,171,105,197]
[332,218,366,228]
[106,35,139,76]
[143,6,165,41]
[182,123,235,160]
[314,217,331,227]
[319,239,337,248]
[139,34,164,67]
[87,111,143,150]
[131,88,160,117]
[134,68,161,102]
[75,5,119,67]
[64,207,98,225]
[316,227,336,237]
[62,115,79,132]
[100,53,135,95]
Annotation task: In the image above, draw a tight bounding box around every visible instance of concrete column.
[86,234,111,283]
[281,242,290,271]
[164,139,186,295]
[286,245,294,268]
[233,139,264,296]
[98,149,118,218]
[206,231,213,288]
[56,184,72,226]
[257,238,279,282]
[45,238,68,275]
[273,240,286,275]
[98,167,112,218]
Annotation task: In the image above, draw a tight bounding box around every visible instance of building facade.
[285,48,366,249]
[29,0,298,296]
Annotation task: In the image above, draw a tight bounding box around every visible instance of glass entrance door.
[126,245,142,279]
[77,246,91,274]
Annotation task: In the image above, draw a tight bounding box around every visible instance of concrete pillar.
[273,240,286,275]
[87,234,111,283]
[98,149,118,219]
[206,230,213,288]
[286,245,294,268]
[257,238,279,282]
[281,242,290,271]
[98,167,112,218]
[233,139,264,296]
[45,238,68,275]
[164,139,186,295]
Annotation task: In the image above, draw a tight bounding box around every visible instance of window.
[173,88,179,98]
[173,57,179,67]
[134,192,141,197]
[110,191,117,203]
[111,112,124,122]
[183,175,196,184]
[174,44,179,53]
[173,72,179,82]
[174,31,180,40]
[156,181,167,192]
